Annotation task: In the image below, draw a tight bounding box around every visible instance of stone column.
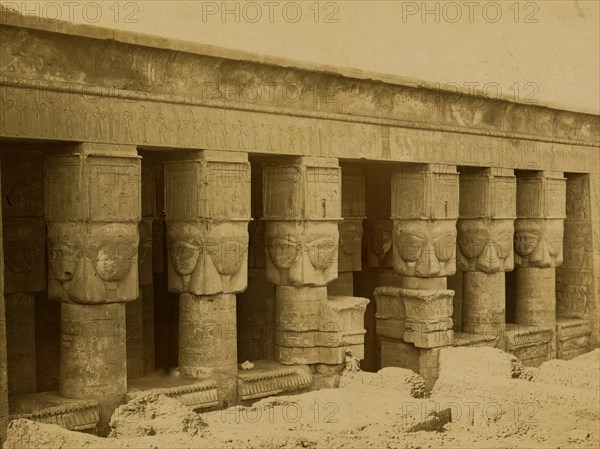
[1,153,45,398]
[514,171,566,358]
[164,151,251,407]
[328,166,366,297]
[45,143,141,414]
[0,160,10,444]
[263,157,368,369]
[457,167,516,345]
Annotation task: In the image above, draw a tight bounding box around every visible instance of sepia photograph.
[0,0,598,448]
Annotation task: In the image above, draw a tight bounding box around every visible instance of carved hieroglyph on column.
[45,143,140,402]
[329,167,366,296]
[1,153,45,397]
[164,150,251,406]
[457,168,516,341]
[263,157,369,366]
[514,171,566,358]
[376,164,458,349]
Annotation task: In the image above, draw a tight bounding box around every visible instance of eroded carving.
[365,218,393,268]
[47,222,139,303]
[166,221,249,295]
[338,220,363,272]
[392,220,457,277]
[514,219,564,268]
[265,221,338,286]
[3,220,46,294]
[457,219,514,273]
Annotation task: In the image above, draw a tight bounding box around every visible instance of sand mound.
[339,367,427,397]
[529,349,600,390]
[4,419,112,449]
[109,393,207,438]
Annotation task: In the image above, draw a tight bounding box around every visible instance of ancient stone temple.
[0,11,598,440]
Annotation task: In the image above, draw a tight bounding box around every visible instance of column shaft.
[462,271,506,337]
[60,302,126,398]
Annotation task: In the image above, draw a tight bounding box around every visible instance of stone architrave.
[457,167,516,341]
[514,171,566,359]
[164,150,251,407]
[263,157,369,366]
[1,153,45,397]
[377,164,459,349]
[45,143,141,409]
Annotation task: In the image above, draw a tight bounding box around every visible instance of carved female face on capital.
[338,220,363,272]
[47,223,139,303]
[365,219,393,268]
[4,221,46,293]
[457,219,514,273]
[514,219,563,268]
[265,221,338,286]
[167,221,248,295]
[393,220,456,277]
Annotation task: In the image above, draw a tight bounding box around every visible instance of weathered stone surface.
[457,219,514,273]
[60,302,127,399]
[262,157,341,222]
[265,221,339,287]
[376,286,454,349]
[45,151,141,223]
[556,319,591,360]
[505,324,552,366]
[274,291,368,365]
[365,218,394,268]
[514,219,565,268]
[275,286,324,332]
[166,220,249,295]
[179,293,237,377]
[462,271,506,338]
[47,222,139,304]
[126,377,219,411]
[392,220,457,278]
[237,360,312,401]
[338,219,363,273]
[391,164,459,221]
[125,298,144,379]
[5,293,36,398]
[557,174,596,326]
[515,268,557,328]
[9,391,99,432]
[164,152,251,221]
[1,23,598,150]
